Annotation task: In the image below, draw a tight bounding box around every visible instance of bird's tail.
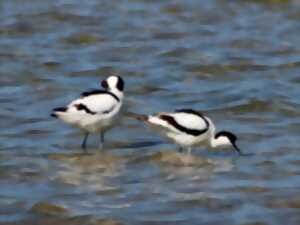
[126,111,149,122]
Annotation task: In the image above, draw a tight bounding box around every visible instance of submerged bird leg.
[99,132,105,149]
[178,146,184,153]
[81,132,89,150]
[187,147,192,155]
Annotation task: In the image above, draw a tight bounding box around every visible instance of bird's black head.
[101,75,124,91]
[215,130,242,155]
[116,76,124,91]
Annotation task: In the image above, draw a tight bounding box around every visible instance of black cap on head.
[101,76,124,91]
[215,130,242,155]
[116,76,124,91]
[215,130,237,143]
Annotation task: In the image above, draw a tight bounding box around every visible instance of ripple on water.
[129,150,234,168]
[0,215,125,225]
[63,33,105,46]
[49,152,126,189]
[265,198,300,209]
[31,201,69,216]
[170,192,242,213]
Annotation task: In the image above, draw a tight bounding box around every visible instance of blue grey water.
[0,0,300,224]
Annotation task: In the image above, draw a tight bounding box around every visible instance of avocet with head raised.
[131,109,243,155]
[51,75,124,150]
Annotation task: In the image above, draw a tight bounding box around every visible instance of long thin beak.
[233,143,244,156]
[233,143,252,156]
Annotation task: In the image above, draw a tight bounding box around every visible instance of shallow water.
[1,0,300,224]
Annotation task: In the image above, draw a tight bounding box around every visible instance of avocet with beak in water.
[51,75,124,150]
[131,109,244,155]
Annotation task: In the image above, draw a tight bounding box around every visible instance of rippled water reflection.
[1,0,300,224]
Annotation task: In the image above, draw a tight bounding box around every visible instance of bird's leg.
[178,146,184,153]
[81,133,89,150]
[99,131,105,149]
[187,147,192,156]
[184,147,193,166]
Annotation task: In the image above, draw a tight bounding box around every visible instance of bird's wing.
[171,112,209,131]
[148,110,209,136]
[81,89,106,97]
[149,113,181,133]
[80,89,120,102]
[67,92,119,115]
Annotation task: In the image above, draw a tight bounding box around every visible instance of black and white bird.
[51,75,124,150]
[131,109,243,155]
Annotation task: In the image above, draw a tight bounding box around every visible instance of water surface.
[0,0,300,224]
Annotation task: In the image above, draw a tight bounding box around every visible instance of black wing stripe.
[74,103,115,115]
[102,105,115,114]
[159,112,209,136]
[81,89,120,102]
[175,109,204,117]
[75,103,96,115]
[175,108,210,130]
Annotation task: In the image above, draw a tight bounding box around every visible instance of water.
[0,0,300,224]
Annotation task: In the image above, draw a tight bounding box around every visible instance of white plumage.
[132,109,242,155]
[57,93,120,132]
[51,75,125,150]
[148,111,208,134]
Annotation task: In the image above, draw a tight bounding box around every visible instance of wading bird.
[130,109,243,155]
[51,75,124,151]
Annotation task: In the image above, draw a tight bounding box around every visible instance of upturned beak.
[233,143,252,156]
[233,143,243,156]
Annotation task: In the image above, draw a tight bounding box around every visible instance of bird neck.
[210,136,225,148]
[208,124,231,149]
[109,88,124,101]
[207,119,219,148]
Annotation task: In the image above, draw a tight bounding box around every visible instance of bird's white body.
[136,109,241,154]
[146,110,212,148]
[55,92,122,133]
[52,76,125,149]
